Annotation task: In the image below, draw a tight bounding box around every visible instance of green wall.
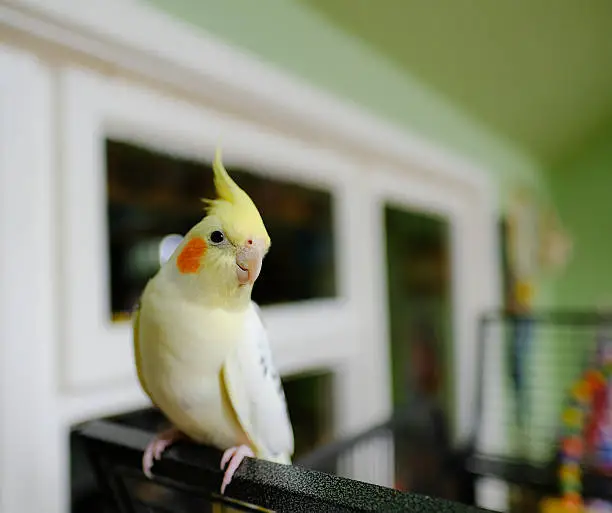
[144,0,547,203]
[548,127,612,309]
[507,129,612,463]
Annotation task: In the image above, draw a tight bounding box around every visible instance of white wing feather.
[222,301,294,462]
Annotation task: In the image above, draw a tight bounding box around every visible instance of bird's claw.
[220,445,254,494]
[142,427,184,478]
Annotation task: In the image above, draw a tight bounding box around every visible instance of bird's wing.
[132,302,154,403]
[222,302,294,462]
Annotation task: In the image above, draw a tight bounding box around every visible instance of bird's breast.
[137,297,248,447]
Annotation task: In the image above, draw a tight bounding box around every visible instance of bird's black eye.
[210,230,225,244]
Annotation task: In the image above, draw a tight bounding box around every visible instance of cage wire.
[476,312,612,465]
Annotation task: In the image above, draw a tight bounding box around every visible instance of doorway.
[384,204,454,433]
[384,204,459,497]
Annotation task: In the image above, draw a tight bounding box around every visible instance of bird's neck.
[158,260,254,312]
[201,287,253,311]
[177,275,253,311]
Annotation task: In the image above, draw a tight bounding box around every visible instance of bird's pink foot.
[220,444,254,494]
[142,426,184,478]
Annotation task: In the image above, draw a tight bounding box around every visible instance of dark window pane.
[106,139,337,320]
[281,370,335,461]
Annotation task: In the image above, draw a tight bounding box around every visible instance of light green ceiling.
[299,0,612,165]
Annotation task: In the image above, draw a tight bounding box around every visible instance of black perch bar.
[76,410,491,513]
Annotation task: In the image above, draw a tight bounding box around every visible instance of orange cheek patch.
[176,237,207,274]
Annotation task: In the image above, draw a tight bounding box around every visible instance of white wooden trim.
[1,0,491,197]
[365,165,500,444]
[0,44,67,513]
[327,160,500,487]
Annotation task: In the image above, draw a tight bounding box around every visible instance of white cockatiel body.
[133,149,294,493]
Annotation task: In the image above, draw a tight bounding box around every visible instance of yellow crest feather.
[211,147,241,203]
[202,147,270,246]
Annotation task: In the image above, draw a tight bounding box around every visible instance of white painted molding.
[60,384,149,427]
[0,44,66,513]
[1,0,493,198]
[364,164,500,445]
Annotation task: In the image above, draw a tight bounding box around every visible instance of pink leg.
[142,426,185,478]
[219,444,255,494]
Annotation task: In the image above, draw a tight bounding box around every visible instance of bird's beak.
[236,240,264,286]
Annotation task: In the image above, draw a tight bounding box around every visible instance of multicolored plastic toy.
[585,334,612,474]
[541,325,612,512]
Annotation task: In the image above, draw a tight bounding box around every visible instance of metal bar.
[76,417,490,513]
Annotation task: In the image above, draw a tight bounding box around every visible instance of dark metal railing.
[295,407,475,505]
[76,409,490,513]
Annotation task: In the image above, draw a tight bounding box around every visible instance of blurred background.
[2,1,612,513]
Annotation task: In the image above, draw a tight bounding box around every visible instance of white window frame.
[364,167,500,445]
[59,67,362,398]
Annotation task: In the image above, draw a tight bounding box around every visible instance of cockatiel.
[132,148,294,494]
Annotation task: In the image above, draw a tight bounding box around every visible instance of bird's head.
[163,148,270,309]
